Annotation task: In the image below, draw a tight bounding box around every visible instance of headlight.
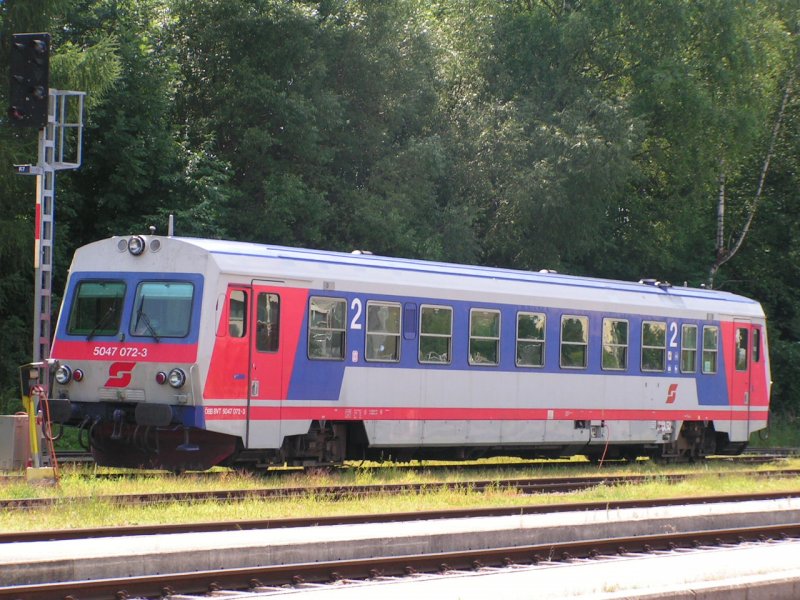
[168,368,186,389]
[54,365,72,385]
[128,235,146,256]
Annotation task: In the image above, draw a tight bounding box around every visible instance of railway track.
[2,489,800,544]
[3,521,798,599]
[3,468,800,512]
[0,447,791,479]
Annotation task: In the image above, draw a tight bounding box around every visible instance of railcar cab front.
[48,235,233,470]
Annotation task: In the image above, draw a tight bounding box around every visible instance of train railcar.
[47,234,771,471]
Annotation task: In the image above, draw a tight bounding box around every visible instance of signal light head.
[8,33,50,128]
[7,106,25,121]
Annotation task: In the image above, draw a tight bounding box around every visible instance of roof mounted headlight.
[128,235,146,256]
[168,368,186,389]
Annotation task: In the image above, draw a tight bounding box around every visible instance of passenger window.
[419,305,452,364]
[228,290,247,338]
[641,321,666,372]
[702,326,719,374]
[560,315,588,369]
[366,301,401,362]
[308,296,346,360]
[516,312,545,368]
[469,309,500,366]
[256,293,280,352]
[602,318,628,370]
[736,327,749,371]
[681,324,698,373]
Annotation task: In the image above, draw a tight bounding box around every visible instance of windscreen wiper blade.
[135,304,160,343]
[86,305,118,341]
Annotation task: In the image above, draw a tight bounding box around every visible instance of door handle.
[251,380,259,397]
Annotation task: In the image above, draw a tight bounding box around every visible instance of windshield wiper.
[134,303,160,343]
[87,304,118,341]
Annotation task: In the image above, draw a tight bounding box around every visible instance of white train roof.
[74,236,766,320]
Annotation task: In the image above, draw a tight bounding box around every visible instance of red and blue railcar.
[48,235,771,470]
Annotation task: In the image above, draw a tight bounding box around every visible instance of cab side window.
[228,290,247,338]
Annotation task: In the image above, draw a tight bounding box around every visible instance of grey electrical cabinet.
[0,415,31,470]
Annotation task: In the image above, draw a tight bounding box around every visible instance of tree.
[0,0,122,407]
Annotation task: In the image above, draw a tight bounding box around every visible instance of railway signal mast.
[9,32,85,469]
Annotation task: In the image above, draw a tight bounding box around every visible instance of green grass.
[1,459,799,532]
[749,416,800,448]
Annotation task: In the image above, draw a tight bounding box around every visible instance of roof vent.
[351,250,373,255]
[639,278,672,289]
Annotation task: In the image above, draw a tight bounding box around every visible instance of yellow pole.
[21,394,40,463]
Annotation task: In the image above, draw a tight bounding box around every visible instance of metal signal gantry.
[19,90,86,366]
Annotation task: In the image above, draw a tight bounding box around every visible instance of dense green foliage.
[2,0,800,421]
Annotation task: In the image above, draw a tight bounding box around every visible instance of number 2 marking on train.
[669,322,679,348]
[350,298,363,330]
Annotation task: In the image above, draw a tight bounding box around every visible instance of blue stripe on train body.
[286,290,731,407]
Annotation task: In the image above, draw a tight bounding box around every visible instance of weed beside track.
[1,458,798,532]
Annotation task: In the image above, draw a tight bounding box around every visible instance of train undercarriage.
[68,414,746,472]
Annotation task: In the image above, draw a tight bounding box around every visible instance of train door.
[246,282,284,446]
[731,319,752,434]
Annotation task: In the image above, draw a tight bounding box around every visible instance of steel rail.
[2,522,798,600]
[2,489,800,544]
[2,468,800,512]
[0,449,788,481]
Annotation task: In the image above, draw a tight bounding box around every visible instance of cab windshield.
[67,280,126,338]
[130,281,194,339]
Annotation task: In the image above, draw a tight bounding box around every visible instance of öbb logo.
[105,362,137,388]
[666,383,678,404]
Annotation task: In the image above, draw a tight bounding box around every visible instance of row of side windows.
[552,317,725,374]
[304,296,758,374]
[600,319,721,374]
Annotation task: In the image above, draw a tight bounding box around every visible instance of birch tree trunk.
[707,70,795,288]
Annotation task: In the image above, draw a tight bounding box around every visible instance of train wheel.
[655,421,716,463]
